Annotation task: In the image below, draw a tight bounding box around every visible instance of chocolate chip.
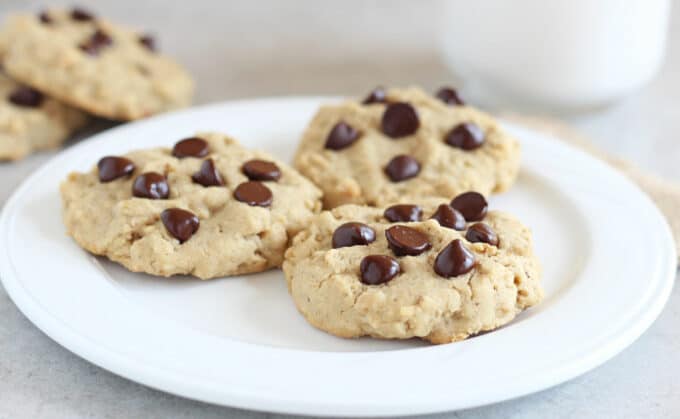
[359,255,400,285]
[139,34,156,52]
[381,102,419,138]
[71,7,94,21]
[385,225,431,257]
[97,156,135,182]
[8,87,44,108]
[445,123,485,150]
[332,222,376,249]
[385,155,420,182]
[430,204,465,230]
[132,172,169,199]
[466,223,499,246]
[384,204,422,222]
[325,121,360,150]
[172,137,209,158]
[79,29,113,56]
[38,11,52,24]
[192,159,224,187]
[161,208,199,243]
[92,30,112,44]
[233,181,272,207]
[451,192,488,221]
[362,86,387,104]
[434,239,475,278]
[242,159,281,182]
[435,87,464,106]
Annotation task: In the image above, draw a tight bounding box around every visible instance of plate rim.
[0,96,676,417]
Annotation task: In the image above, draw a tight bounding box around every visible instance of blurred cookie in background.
[0,72,88,160]
[1,7,194,121]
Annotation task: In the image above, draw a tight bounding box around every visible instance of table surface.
[1,1,678,418]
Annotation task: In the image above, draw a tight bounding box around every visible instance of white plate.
[0,97,675,417]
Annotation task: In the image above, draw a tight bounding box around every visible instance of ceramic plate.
[0,97,675,417]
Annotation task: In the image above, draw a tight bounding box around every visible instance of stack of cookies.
[60,86,543,345]
[0,7,193,160]
[286,87,542,343]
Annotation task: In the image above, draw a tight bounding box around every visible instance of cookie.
[294,86,520,208]
[0,72,88,160]
[60,133,323,279]
[1,8,193,120]
[283,194,543,344]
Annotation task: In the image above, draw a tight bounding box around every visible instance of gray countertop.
[1,1,678,418]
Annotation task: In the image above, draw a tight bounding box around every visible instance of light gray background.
[1,1,678,418]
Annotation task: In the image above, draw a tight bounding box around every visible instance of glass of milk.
[439,0,671,112]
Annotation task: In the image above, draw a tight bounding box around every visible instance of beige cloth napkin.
[502,114,680,263]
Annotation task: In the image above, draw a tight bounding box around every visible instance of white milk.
[439,0,671,112]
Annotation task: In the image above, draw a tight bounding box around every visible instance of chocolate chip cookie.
[283,194,542,344]
[294,86,520,208]
[1,8,193,120]
[0,72,88,160]
[61,133,322,279]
